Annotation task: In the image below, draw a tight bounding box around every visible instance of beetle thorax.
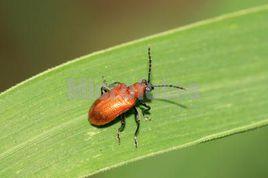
[129,82,146,100]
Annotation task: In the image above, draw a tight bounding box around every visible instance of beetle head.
[141,79,154,99]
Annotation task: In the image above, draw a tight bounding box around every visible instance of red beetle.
[88,48,185,147]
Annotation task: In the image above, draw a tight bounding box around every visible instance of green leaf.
[1,5,268,177]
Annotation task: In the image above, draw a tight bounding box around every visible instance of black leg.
[101,86,110,95]
[108,82,121,88]
[101,76,110,95]
[101,79,119,95]
[117,114,126,145]
[133,107,140,148]
[139,102,151,120]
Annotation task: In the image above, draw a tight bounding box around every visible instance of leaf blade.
[1,5,268,177]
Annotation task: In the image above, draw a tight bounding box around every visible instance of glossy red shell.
[88,83,146,126]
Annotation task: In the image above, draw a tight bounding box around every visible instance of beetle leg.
[101,78,119,95]
[101,76,110,95]
[101,86,110,95]
[139,102,151,121]
[133,107,140,148]
[117,114,126,145]
[108,81,121,88]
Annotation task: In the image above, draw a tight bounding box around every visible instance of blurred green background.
[1,1,268,178]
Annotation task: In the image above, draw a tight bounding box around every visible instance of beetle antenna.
[153,84,185,90]
[148,47,152,84]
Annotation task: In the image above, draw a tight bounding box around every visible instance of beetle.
[88,48,185,147]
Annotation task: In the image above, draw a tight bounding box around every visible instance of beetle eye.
[146,87,150,92]
[145,86,153,100]
[145,85,152,92]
